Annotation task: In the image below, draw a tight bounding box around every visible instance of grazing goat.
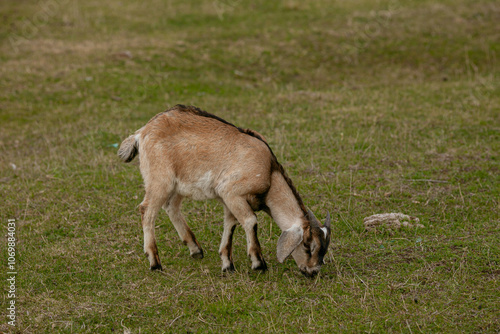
[118,105,331,276]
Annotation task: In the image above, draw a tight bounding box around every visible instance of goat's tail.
[118,133,139,163]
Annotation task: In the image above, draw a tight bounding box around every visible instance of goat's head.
[277,210,331,277]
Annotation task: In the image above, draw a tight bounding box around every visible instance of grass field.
[1,0,499,332]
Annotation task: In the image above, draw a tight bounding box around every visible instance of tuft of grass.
[1,0,499,332]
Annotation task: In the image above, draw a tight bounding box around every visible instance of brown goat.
[118,105,331,276]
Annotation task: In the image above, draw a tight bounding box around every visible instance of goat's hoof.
[252,261,267,271]
[222,263,235,273]
[191,249,204,259]
[150,264,163,271]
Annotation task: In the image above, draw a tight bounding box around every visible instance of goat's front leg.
[245,222,267,271]
[218,205,238,272]
[163,194,203,259]
[224,198,267,271]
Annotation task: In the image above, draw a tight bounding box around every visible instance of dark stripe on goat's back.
[170,104,238,128]
[158,104,308,215]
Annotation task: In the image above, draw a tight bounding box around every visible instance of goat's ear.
[277,225,303,263]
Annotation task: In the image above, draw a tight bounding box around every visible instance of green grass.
[1,0,499,332]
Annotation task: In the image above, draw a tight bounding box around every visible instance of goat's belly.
[175,173,218,200]
[177,184,217,200]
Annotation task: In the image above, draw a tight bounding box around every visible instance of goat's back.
[137,106,273,200]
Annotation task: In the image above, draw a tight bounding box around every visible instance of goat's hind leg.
[140,193,167,271]
[218,204,238,272]
[163,194,203,259]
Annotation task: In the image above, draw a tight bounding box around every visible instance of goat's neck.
[265,171,306,231]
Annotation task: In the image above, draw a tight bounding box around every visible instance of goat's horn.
[324,211,331,229]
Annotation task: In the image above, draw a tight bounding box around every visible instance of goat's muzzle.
[300,265,321,278]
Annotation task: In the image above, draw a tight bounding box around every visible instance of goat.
[118,105,331,276]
